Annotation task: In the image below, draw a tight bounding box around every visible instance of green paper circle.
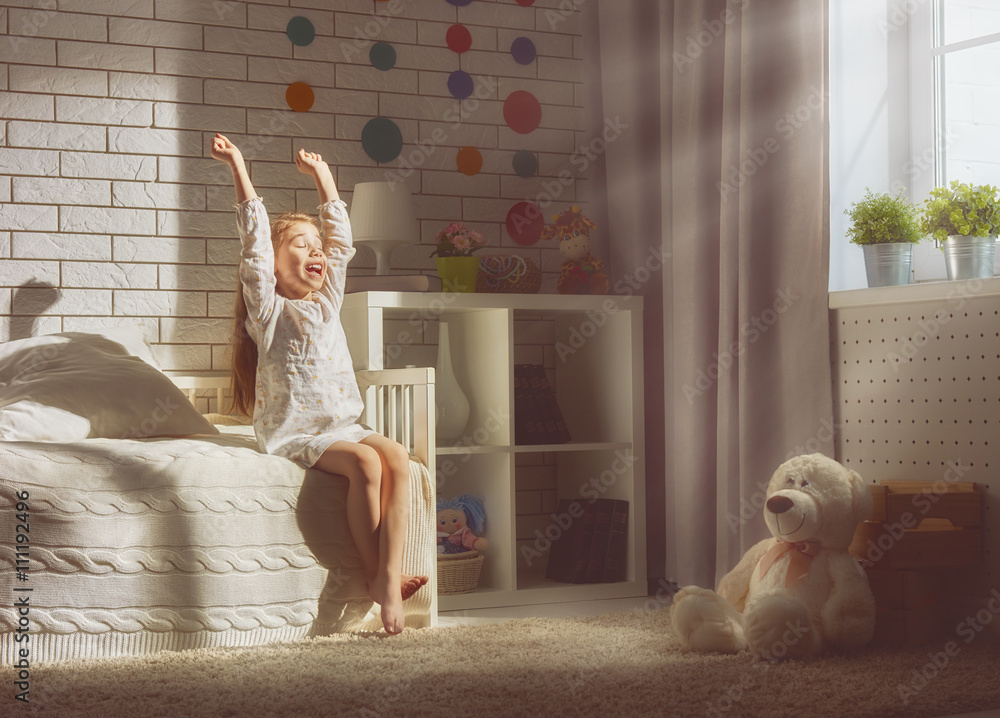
[362,117,404,164]
[370,42,397,71]
[286,16,315,47]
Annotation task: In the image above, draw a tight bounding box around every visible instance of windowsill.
[828,276,1000,309]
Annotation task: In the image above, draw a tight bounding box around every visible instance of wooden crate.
[865,569,939,610]
[872,605,945,647]
[850,482,983,570]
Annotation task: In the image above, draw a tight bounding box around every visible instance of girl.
[212,133,427,634]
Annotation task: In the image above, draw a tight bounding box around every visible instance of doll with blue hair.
[437,494,489,554]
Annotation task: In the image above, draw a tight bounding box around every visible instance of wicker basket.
[436,550,485,594]
[475,255,541,293]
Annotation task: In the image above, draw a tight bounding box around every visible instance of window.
[828,0,1000,291]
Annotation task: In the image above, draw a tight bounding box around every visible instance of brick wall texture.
[0,0,587,370]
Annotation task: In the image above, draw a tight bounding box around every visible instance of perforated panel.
[830,283,999,598]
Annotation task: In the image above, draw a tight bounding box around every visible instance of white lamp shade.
[348,182,417,274]
[349,182,417,243]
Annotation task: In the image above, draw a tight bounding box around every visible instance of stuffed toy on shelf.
[541,205,610,295]
[437,494,489,554]
[670,453,876,659]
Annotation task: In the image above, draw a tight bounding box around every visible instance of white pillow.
[0,333,218,441]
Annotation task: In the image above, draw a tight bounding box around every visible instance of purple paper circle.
[447,70,474,100]
[511,37,536,65]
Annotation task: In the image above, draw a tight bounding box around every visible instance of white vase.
[435,321,470,443]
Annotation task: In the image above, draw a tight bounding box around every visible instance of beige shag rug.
[4,607,999,718]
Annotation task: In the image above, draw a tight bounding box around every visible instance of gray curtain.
[586,0,834,590]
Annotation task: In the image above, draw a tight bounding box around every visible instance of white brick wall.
[0,0,588,370]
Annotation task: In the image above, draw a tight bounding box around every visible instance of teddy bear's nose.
[766,495,794,514]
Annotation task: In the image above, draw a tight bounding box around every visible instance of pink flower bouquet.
[431,222,486,257]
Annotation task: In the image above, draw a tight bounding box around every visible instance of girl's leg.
[312,437,427,633]
[358,433,428,632]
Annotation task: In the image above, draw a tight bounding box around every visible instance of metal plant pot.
[862,243,913,287]
[942,235,997,281]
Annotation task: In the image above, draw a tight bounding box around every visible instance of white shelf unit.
[342,292,647,611]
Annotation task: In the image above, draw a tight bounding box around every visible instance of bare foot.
[369,573,405,634]
[402,574,428,601]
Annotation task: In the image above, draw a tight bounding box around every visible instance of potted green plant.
[845,188,923,287]
[431,222,486,293]
[921,180,1000,280]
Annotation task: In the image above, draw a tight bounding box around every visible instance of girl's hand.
[295,149,328,176]
[211,133,243,166]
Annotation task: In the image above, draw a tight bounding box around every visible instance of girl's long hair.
[229,211,319,417]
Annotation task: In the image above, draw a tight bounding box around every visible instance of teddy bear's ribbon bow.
[758,540,821,587]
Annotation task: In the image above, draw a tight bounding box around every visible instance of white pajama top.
[236,197,373,467]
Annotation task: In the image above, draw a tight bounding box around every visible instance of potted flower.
[431,222,485,293]
[845,188,923,287]
[921,180,1000,280]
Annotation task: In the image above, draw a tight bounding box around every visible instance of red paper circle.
[446,24,472,54]
[503,91,542,135]
[506,202,544,246]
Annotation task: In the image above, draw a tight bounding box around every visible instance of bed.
[0,331,437,663]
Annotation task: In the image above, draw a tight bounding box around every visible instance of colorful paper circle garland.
[286,16,315,46]
[446,24,472,54]
[456,147,483,176]
[506,201,544,246]
[510,37,536,65]
[503,90,542,134]
[512,150,537,178]
[370,42,396,71]
[285,82,314,112]
[448,70,475,100]
[362,118,404,163]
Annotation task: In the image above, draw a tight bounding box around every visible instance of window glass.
[942,0,1000,46]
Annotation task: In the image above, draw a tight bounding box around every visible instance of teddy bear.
[437,494,489,554]
[671,453,876,659]
[540,206,610,295]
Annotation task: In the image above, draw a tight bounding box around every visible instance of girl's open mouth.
[305,262,324,278]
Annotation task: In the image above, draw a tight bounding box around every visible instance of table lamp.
[348,182,417,275]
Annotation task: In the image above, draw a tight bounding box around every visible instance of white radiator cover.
[830,277,999,616]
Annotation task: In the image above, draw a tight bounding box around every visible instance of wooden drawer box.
[849,481,983,570]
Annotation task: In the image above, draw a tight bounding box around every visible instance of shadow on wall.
[10,280,60,341]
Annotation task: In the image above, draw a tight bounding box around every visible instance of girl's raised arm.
[212,133,257,204]
[295,148,339,204]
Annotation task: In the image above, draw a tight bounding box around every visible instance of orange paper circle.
[285,82,314,113]
[456,147,483,176]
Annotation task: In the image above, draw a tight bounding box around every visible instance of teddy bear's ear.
[848,469,873,522]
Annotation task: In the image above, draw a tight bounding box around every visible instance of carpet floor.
[3,607,999,718]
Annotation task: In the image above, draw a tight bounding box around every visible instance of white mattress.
[0,426,435,662]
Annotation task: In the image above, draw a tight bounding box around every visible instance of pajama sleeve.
[236,197,277,338]
[318,199,356,313]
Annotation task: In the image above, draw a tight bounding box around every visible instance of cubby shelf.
[342,292,647,611]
